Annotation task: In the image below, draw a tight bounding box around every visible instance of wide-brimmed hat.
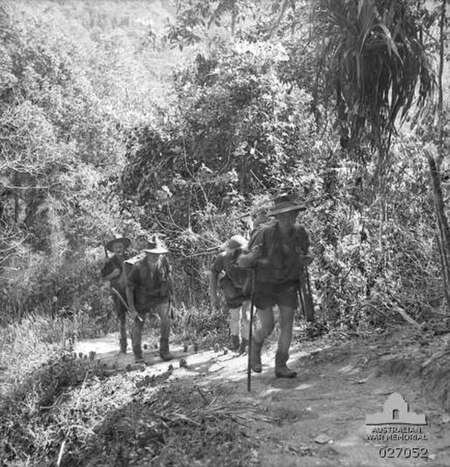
[143,236,168,255]
[221,234,248,251]
[267,194,306,216]
[106,235,131,252]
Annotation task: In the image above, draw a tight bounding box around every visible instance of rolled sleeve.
[296,225,310,253]
[247,229,265,262]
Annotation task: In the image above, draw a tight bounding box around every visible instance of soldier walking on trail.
[101,235,132,354]
[209,235,251,354]
[238,194,314,378]
[124,234,151,273]
[126,236,175,363]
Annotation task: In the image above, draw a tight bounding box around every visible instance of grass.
[0,313,105,465]
[3,304,447,465]
[0,314,70,399]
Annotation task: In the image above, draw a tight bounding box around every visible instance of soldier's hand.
[130,308,142,322]
[112,268,121,278]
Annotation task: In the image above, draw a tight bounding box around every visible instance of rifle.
[103,240,109,259]
[299,266,315,323]
[101,240,114,322]
[111,286,144,323]
[168,295,175,320]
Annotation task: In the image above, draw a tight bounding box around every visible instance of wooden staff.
[247,268,256,392]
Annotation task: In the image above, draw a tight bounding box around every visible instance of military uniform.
[239,195,313,378]
[126,237,175,362]
[101,236,131,353]
[249,220,309,309]
[210,235,251,352]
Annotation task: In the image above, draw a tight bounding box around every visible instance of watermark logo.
[365,392,430,460]
[365,392,428,442]
[366,392,426,426]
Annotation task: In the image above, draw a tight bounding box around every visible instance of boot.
[159,338,174,361]
[132,343,144,363]
[119,338,127,354]
[134,352,144,363]
[250,339,263,373]
[275,351,297,378]
[229,335,240,352]
[239,338,248,355]
[132,319,144,363]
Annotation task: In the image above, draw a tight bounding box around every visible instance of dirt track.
[74,331,450,466]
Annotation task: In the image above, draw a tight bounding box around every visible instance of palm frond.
[316,0,434,145]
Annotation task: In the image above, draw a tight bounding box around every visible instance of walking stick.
[247,268,256,392]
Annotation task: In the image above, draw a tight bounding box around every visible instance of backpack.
[229,247,253,298]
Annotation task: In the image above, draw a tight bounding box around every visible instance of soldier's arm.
[126,267,139,316]
[105,269,120,281]
[101,258,121,282]
[237,230,264,268]
[208,270,220,308]
[297,226,314,265]
[208,255,223,308]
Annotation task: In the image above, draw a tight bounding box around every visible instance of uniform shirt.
[248,220,309,284]
[127,256,173,310]
[101,254,129,293]
[211,250,249,290]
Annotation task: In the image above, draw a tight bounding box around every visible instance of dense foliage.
[0,1,180,324]
[120,0,447,325]
[0,0,448,327]
[0,1,449,465]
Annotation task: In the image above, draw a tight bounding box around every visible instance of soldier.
[209,235,251,353]
[101,235,131,354]
[124,234,151,273]
[238,194,314,378]
[126,236,175,363]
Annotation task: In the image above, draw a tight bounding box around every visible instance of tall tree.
[315,0,449,312]
[427,0,450,310]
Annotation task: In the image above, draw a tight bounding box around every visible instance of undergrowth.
[74,382,259,466]
[0,350,258,466]
[0,350,105,465]
[0,304,234,466]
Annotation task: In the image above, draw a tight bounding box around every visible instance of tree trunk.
[436,0,446,168]
[427,152,450,312]
[428,0,450,312]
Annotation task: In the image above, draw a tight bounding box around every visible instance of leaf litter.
[58,372,272,466]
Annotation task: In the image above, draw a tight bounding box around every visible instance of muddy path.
[74,331,450,466]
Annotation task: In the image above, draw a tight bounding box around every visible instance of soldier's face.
[112,242,125,256]
[277,210,298,225]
